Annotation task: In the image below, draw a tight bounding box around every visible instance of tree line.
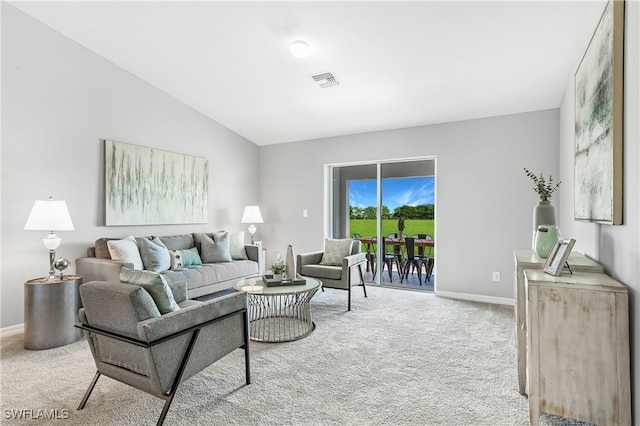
[350,204,434,220]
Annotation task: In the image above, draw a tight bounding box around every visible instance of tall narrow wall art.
[105,140,208,225]
[574,0,624,224]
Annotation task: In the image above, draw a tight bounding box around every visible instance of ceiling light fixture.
[290,40,310,59]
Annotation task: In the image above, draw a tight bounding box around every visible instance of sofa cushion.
[161,260,258,291]
[320,238,353,266]
[107,235,144,270]
[139,237,171,273]
[229,231,248,260]
[120,268,180,314]
[158,234,195,251]
[200,233,232,263]
[94,237,119,259]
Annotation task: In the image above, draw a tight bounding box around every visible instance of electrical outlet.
[492,272,501,282]
[303,209,308,217]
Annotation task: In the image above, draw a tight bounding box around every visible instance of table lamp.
[241,205,263,244]
[24,197,74,280]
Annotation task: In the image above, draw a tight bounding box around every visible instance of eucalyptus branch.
[524,168,561,201]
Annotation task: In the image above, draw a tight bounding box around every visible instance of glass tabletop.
[234,276,322,295]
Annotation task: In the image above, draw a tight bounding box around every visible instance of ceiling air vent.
[312,72,340,88]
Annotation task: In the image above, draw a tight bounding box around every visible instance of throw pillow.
[320,238,354,266]
[169,250,183,269]
[107,235,143,270]
[200,232,232,263]
[229,231,248,260]
[169,247,202,269]
[120,268,180,314]
[139,237,171,273]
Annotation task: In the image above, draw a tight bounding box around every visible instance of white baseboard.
[435,290,514,307]
[1,323,24,338]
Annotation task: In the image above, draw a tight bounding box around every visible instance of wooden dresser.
[524,269,631,426]
[513,249,603,395]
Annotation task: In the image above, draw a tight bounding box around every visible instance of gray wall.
[558,0,639,418]
[259,109,560,303]
[1,4,261,328]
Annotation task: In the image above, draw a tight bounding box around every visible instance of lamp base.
[48,249,57,280]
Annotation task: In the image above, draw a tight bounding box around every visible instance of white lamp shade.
[24,199,74,231]
[241,205,263,224]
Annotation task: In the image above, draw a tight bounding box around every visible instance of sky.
[349,176,435,211]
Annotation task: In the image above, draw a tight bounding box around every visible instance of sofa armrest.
[245,244,259,262]
[245,244,264,275]
[76,257,133,283]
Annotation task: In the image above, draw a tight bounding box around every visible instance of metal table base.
[235,277,321,343]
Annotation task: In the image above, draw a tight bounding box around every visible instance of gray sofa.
[76,233,263,299]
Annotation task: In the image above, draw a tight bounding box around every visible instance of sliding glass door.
[330,158,436,290]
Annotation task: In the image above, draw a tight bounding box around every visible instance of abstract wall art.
[105,140,209,225]
[574,0,624,224]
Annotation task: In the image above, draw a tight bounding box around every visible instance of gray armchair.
[296,239,367,311]
[76,280,250,425]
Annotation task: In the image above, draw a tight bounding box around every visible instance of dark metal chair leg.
[77,371,101,410]
[156,329,201,425]
[358,264,367,298]
[243,311,251,385]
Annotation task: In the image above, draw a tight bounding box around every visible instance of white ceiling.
[10,1,607,146]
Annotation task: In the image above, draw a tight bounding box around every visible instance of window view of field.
[349,176,435,254]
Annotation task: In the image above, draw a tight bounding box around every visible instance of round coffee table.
[234,276,322,342]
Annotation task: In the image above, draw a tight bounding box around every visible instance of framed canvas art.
[105,140,208,225]
[574,0,624,224]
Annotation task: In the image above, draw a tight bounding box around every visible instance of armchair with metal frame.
[76,281,250,426]
[297,239,367,311]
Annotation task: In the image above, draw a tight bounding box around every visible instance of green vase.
[532,200,556,249]
[535,225,559,258]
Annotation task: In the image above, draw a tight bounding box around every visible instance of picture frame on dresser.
[543,237,576,276]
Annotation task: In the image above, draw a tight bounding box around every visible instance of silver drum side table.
[234,277,321,343]
[24,275,83,350]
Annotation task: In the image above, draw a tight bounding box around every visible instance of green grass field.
[349,219,435,239]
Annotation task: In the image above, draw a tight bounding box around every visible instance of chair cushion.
[80,281,160,338]
[301,264,342,280]
[120,268,180,314]
[320,238,353,266]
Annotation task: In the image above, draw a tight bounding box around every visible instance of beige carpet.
[1,285,586,425]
